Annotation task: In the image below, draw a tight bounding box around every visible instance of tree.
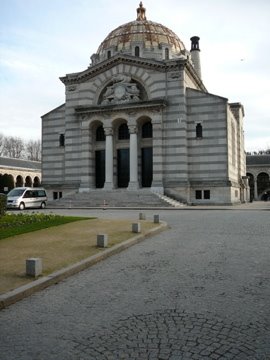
[0,133,4,156]
[3,136,24,158]
[25,139,41,161]
[0,134,42,160]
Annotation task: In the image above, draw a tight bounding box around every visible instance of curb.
[0,221,168,310]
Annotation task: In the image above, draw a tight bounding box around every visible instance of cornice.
[60,54,187,85]
[75,99,167,116]
[60,53,207,93]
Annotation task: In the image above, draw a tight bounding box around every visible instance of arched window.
[59,134,65,147]
[118,123,130,140]
[142,122,152,138]
[107,50,111,59]
[96,125,105,141]
[196,123,203,138]
[165,48,169,60]
[135,46,140,57]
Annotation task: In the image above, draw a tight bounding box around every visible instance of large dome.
[93,2,186,64]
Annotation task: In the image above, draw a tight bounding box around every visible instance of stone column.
[151,113,164,194]
[104,127,114,190]
[128,125,139,190]
[254,176,258,200]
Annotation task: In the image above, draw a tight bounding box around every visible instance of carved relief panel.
[99,74,146,105]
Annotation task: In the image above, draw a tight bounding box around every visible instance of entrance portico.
[77,101,165,192]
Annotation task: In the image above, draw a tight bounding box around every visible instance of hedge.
[0,194,7,216]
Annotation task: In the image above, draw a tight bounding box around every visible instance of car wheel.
[19,202,25,210]
[40,202,46,209]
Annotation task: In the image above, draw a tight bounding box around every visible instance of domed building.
[42,2,248,205]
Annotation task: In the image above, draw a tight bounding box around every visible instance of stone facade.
[41,3,248,204]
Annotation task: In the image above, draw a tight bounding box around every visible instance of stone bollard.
[97,234,108,248]
[139,212,146,220]
[132,223,141,233]
[153,214,160,224]
[26,258,42,278]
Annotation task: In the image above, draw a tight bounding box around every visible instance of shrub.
[0,194,7,217]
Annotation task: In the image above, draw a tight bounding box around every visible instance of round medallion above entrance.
[114,84,126,100]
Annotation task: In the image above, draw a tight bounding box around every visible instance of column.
[104,127,114,190]
[254,177,258,200]
[151,114,164,194]
[128,125,139,190]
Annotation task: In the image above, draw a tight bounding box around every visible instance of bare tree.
[3,136,24,158]
[0,133,4,156]
[25,139,41,161]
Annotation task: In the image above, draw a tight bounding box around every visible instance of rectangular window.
[196,123,203,138]
[59,134,65,147]
[235,190,238,197]
[195,190,202,199]
[204,190,210,199]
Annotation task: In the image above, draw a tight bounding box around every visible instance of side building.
[42,2,248,204]
[0,157,41,193]
[246,154,270,200]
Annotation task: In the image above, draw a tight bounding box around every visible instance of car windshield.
[7,189,25,197]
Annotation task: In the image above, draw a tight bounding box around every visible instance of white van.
[7,187,47,210]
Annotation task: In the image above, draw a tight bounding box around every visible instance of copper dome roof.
[96,2,185,56]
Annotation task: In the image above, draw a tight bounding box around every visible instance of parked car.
[7,187,47,210]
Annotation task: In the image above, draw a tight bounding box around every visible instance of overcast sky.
[1,0,270,151]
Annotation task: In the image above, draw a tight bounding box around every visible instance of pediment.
[60,54,185,85]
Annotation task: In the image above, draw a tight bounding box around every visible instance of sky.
[1,0,270,151]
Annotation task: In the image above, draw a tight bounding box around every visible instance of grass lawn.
[0,217,157,294]
[0,213,90,240]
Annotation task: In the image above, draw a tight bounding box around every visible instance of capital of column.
[128,125,137,134]
[104,127,113,136]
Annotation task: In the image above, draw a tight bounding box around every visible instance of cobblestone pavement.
[1,207,270,359]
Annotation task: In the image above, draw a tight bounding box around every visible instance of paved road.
[1,207,270,359]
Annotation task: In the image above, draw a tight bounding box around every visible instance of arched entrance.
[117,123,130,188]
[94,124,105,188]
[140,119,153,187]
[25,176,32,187]
[33,176,41,187]
[16,175,24,187]
[0,173,14,192]
[257,172,270,199]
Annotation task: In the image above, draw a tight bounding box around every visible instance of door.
[95,150,105,188]
[141,147,153,187]
[117,149,129,188]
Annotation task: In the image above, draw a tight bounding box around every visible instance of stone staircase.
[47,189,184,208]
[154,193,184,208]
